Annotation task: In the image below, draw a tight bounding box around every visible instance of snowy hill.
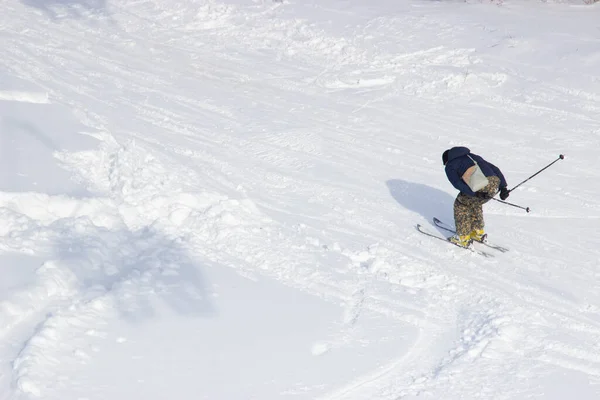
[1,0,600,399]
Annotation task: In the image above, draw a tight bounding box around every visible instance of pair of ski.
[417,218,508,258]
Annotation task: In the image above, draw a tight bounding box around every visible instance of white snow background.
[1,0,600,399]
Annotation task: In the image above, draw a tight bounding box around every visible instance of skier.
[442,146,510,247]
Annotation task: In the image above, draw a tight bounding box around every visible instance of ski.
[433,217,509,253]
[416,224,494,258]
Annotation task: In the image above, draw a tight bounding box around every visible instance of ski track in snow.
[1,0,600,399]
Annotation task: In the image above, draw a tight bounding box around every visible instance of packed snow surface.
[1,0,600,399]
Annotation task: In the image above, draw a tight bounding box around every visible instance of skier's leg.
[473,176,501,230]
[472,202,484,230]
[454,194,474,237]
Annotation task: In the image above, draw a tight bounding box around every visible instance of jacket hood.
[446,146,470,163]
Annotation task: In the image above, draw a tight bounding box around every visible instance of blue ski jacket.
[444,146,507,197]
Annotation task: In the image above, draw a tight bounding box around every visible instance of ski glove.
[475,192,491,200]
[499,187,510,200]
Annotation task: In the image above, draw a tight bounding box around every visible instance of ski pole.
[508,154,565,193]
[492,198,530,213]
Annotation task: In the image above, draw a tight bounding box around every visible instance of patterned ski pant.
[454,176,501,236]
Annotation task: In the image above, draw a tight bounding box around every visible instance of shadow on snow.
[386,178,456,230]
[54,222,215,321]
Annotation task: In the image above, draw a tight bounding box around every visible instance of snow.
[1,0,600,399]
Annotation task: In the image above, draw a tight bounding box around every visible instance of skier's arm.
[446,166,476,196]
[488,162,507,189]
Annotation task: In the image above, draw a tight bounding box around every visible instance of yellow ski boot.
[470,229,488,243]
[448,234,472,248]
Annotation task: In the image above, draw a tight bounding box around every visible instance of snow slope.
[1,0,600,399]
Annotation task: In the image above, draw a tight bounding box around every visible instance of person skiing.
[442,146,509,247]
